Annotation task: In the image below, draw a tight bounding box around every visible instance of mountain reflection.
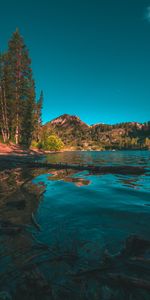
[47,169,90,187]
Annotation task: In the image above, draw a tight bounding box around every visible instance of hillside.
[43,114,150,150]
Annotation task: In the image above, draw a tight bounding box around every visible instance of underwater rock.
[6,199,26,210]
[101,285,113,300]
[123,235,150,256]
[0,219,23,235]
[22,267,52,299]
[107,273,150,291]
[0,291,12,300]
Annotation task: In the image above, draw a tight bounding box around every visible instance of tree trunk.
[0,85,9,143]
[3,86,10,140]
[15,113,19,144]
[15,79,20,145]
[1,129,7,143]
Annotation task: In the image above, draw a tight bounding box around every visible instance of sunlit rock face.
[48,114,89,128]
[50,114,83,125]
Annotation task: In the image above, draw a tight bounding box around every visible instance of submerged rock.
[6,199,26,210]
[101,285,113,300]
[123,235,150,256]
[0,291,12,300]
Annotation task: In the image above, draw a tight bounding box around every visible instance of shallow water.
[45,149,150,166]
[0,150,150,299]
[34,151,150,252]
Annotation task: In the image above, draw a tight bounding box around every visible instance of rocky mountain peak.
[50,114,88,127]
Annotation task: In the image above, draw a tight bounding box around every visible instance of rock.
[101,285,113,300]
[123,235,150,256]
[0,220,23,235]
[6,199,26,210]
[0,291,12,300]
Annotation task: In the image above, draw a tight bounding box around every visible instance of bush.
[40,134,64,151]
[31,140,39,148]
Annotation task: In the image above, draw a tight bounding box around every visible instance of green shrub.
[40,134,64,151]
[31,140,39,148]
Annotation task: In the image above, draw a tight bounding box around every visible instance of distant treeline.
[0,29,42,147]
[44,114,150,150]
[90,122,150,150]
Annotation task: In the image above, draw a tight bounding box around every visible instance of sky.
[0,0,150,125]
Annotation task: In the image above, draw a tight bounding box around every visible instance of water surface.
[0,150,150,299]
[34,151,150,252]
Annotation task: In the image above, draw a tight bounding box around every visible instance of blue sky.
[0,0,150,124]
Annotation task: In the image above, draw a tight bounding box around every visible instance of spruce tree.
[0,53,10,142]
[7,29,36,146]
[33,90,43,142]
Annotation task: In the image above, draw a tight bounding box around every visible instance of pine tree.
[7,29,36,146]
[0,53,10,142]
[33,90,43,142]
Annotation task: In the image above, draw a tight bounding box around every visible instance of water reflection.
[47,169,90,187]
[116,175,142,189]
[46,150,150,167]
[0,167,47,292]
[0,168,45,225]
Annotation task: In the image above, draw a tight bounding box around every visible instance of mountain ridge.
[43,114,150,150]
[45,114,148,128]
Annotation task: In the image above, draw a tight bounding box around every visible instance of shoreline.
[0,139,149,159]
[0,140,149,156]
[0,148,149,157]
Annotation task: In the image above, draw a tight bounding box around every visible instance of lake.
[0,150,150,300]
[34,150,150,249]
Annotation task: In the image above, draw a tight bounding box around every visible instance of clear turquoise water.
[0,151,150,299]
[45,150,150,166]
[33,150,150,255]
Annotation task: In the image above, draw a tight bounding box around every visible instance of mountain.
[49,114,89,129]
[43,114,90,149]
[43,114,150,150]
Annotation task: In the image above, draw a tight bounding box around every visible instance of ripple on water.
[33,151,150,252]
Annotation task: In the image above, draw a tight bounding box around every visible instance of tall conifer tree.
[33,90,43,142]
[7,29,35,146]
[0,53,10,142]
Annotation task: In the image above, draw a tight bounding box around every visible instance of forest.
[0,30,43,147]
